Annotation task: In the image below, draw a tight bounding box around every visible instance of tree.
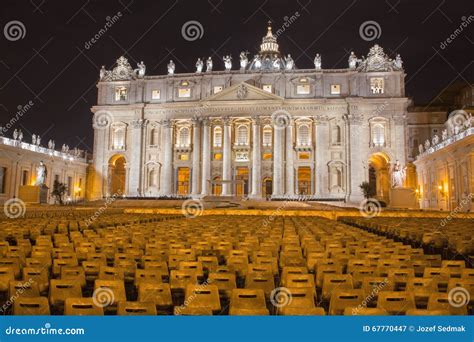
[359,181,376,199]
[51,180,68,205]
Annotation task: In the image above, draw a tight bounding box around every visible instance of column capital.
[159,119,173,128]
[312,115,329,125]
[191,116,202,126]
[251,116,262,126]
[222,116,232,126]
[130,119,147,129]
[201,118,211,126]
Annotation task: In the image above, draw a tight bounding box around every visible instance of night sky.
[0,0,472,152]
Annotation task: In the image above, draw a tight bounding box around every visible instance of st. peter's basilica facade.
[90,23,410,203]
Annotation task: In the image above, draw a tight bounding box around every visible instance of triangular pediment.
[203,82,284,102]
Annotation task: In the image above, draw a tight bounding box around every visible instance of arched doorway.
[263,178,272,198]
[368,153,390,203]
[297,167,311,195]
[235,167,249,196]
[109,155,126,196]
[177,167,190,195]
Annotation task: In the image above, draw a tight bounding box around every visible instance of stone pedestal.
[18,185,40,203]
[389,187,418,209]
[18,185,49,204]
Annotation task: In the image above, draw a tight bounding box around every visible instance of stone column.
[272,123,284,196]
[285,120,295,196]
[346,114,365,203]
[200,119,211,196]
[91,114,107,199]
[128,119,146,197]
[314,116,328,197]
[250,117,262,198]
[222,117,232,196]
[160,119,174,195]
[191,118,201,196]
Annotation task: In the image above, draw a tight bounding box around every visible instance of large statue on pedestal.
[35,161,47,186]
[390,160,406,188]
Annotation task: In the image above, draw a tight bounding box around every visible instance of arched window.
[213,126,222,147]
[150,128,159,146]
[178,127,190,147]
[298,124,310,146]
[262,125,272,146]
[372,123,385,147]
[331,125,342,145]
[236,125,249,145]
[113,127,126,150]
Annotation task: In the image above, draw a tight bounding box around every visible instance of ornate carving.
[222,117,232,126]
[357,45,402,72]
[251,116,261,126]
[130,119,147,129]
[101,56,136,81]
[159,119,173,128]
[344,114,364,125]
[236,84,248,99]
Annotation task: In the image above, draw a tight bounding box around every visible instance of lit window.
[297,84,310,95]
[115,86,128,101]
[370,78,384,94]
[213,153,222,160]
[298,124,310,146]
[178,88,191,98]
[236,125,249,145]
[263,84,272,93]
[0,167,6,193]
[151,89,161,100]
[177,127,190,147]
[299,152,310,160]
[179,154,189,161]
[372,123,385,146]
[262,125,272,146]
[330,84,341,95]
[262,153,272,160]
[213,126,222,147]
[213,86,223,94]
[112,127,126,149]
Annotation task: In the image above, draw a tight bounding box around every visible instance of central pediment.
[203,82,284,102]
